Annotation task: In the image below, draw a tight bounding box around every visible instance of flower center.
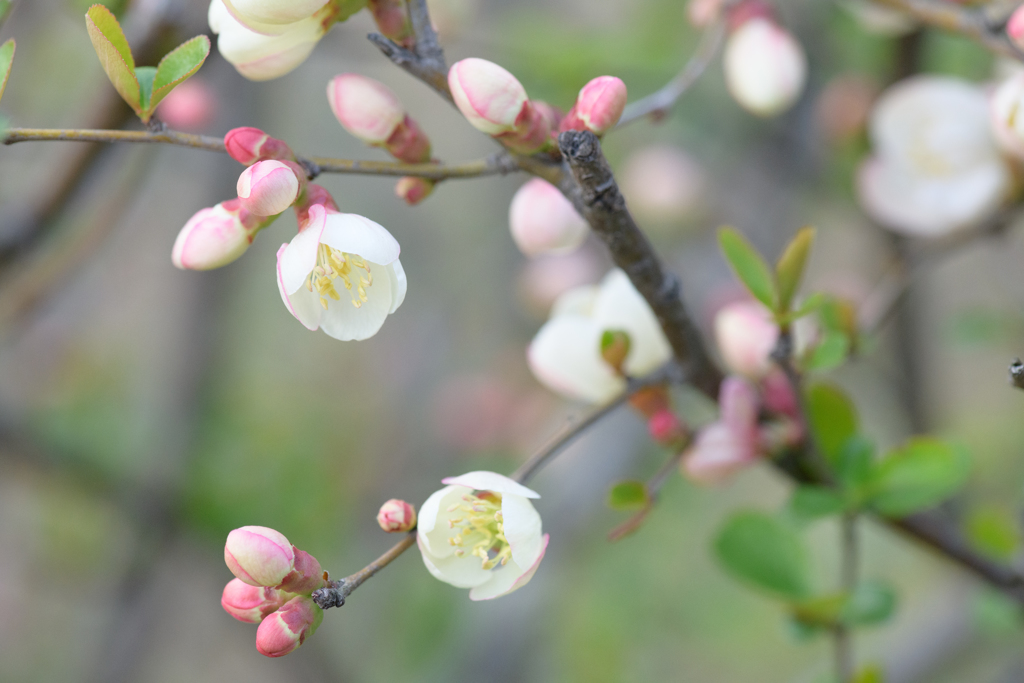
[305,244,373,310]
[446,492,511,570]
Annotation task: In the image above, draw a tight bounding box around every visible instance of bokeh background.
[1,0,1023,680]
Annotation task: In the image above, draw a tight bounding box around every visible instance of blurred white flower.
[990,72,1024,160]
[620,145,706,229]
[528,269,672,403]
[857,76,1012,237]
[417,471,548,601]
[724,18,807,117]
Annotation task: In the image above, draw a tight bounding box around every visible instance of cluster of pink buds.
[173,127,307,271]
[221,526,327,657]
[327,74,435,204]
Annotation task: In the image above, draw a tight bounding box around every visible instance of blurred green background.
[0,0,1022,680]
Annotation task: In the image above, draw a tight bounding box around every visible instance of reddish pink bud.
[761,369,798,418]
[377,498,417,532]
[276,548,326,594]
[714,300,779,378]
[449,58,529,135]
[560,76,627,135]
[508,178,587,256]
[386,116,432,163]
[237,160,303,216]
[327,73,406,144]
[368,0,413,45]
[682,376,761,484]
[224,526,295,587]
[648,408,685,445]
[156,78,217,131]
[221,578,290,624]
[532,100,564,132]
[172,200,263,270]
[395,176,435,205]
[255,595,323,657]
[224,127,295,165]
[1010,6,1024,48]
[292,183,339,226]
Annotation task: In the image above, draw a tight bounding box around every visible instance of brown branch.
[2,127,516,180]
[617,20,726,127]
[871,0,1024,61]
[1010,359,1024,391]
[368,0,451,103]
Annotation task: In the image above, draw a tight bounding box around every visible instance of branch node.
[1010,358,1024,391]
[311,579,348,610]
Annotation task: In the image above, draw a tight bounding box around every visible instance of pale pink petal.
[469,534,549,601]
[499,492,543,568]
[280,205,326,294]
[319,212,400,266]
[276,244,322,330]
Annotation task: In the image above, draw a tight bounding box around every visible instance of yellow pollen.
[447,493,513,571]
[305,244,374,310]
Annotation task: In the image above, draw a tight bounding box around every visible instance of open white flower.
[528,269,672,403]
[417,471,548,601]
[209,0,328,81]
[857,76,1011,237]
[276,203,406,341]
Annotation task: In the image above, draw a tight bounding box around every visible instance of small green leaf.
[714,511,812,600]
[607,480,649,510]
[836,435,875,494]
[775,227,815,313]
[805,383,858,464]
[147,35,211,115]
[841,581,896,626]
[868,438,971,517]
[86,4,140,113]
[789,486,846,521]
[0,38,13,105]
[965,507,1020,561]
[599,329,631,374]
[135,66,156,112]
[805,331,850,371]
[718,227,777,310]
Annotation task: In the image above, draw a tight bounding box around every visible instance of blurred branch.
[618,19,726,127]
[834,514,859,683]
[607,439,689,541]
[2,127,518,179]
[871,0,1024,60]
[1010,359,1024,390]
[557,130,723,398]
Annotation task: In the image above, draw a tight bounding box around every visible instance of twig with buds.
[368,0,452,102]
[2,127,517,180]
[871,0,1024,60]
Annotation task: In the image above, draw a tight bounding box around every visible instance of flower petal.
[280,204,325,294]
[441,471,540,499]
[469,533,549,601]
[320,212,400,266]
[276,244,322,330]
[500,493,543,568]
[528,315,624,403]
[317,260,394,341]
[417,535,492,589]
[592,269,672,377]
[386,259,407,314]
[418,485,469,558]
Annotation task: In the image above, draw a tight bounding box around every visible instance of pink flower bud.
[449,58,529,135]
[221,578,290,623]
[255,595,323,657]
[277,548,326,594]
[532,100,564,132]
[368,0,413,45]
[172,200,261,271]
[327,74,406,144]
[156,78,217,131]
[682,376,761,484]
[224,526,295,587]
[761,369,798,418]
[1009,5,1024,48]
[560,76,627,135]
[377,498,417,532]
[724,17,807,117]
[395,176,435,205]
[386,116,432,163]
[509,178,588,256]
[237,160,302,216]
[224,126,295,165]
[497,100,552,154]
[714,300,779,378]
[648,408,685,445]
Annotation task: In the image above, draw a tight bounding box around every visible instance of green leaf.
[714,511,811,600]
[147,35,210,115]
[836,435,875,494]
[775,227,815,313]
[0,38,13,106]
[965,507,1020,561]
[135,66,156,112]
[789,486,846,521]
[607,480,649,510]
[805,383,858,464]
[805,331,850,371]
[85,4,140,113]
[868,438,971,517]
[718,227,777,310]
[841,581,896,626]
[0,1,11,26]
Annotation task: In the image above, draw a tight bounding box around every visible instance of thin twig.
[618,20,727,127]
[2,127,514,180]
[1010,359,1024,391]
[834,513,859,683]
[871,0,1024,61]
[607,439,689,541]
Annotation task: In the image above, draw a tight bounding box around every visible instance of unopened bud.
[532,100,564,132]
[448,58,529,135]
[714,300,779,378]
[724,17,807,117]
[255,595,323,657]
[224,526,296,587]
[221,578,291,624]
[395,176,435,205]
[509,178,588,256]
[600,329,632,374]
[1009,5,1024,49]
[647,408,685,445]
[156,78,217,131]
[560,76,627,135]
[386,116,432,162]
[368,0,413,45]
[172,200,263,271]
[223,0,328,26]
[497,100,552,154]
[377,498,417,532]
[327,74,406,144]
[237,160,303,216]
[224,126,295,165]
[276,548,326,594]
